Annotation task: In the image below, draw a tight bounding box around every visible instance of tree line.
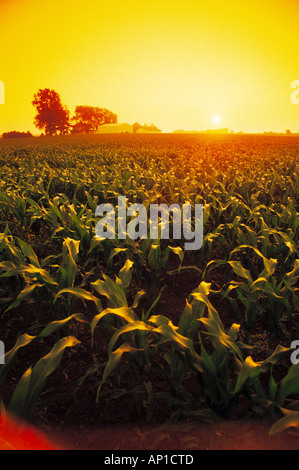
[32,88,117,136]
[2,131,33,139]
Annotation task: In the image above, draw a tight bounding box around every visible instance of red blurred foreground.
[1,412,298,450]
[0,412,59,450]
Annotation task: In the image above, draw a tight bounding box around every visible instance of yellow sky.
[0,0,298,134]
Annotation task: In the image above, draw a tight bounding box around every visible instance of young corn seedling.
[0,230,86,321]
[0,313,86,421]
[239,345,299,432]
[0,192,28,229]
[183,282,254,418]
[0,229,58,320]
[205,245,293,338]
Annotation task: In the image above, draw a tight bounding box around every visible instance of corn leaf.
[8,336,80,421]
[269,409,299,435]
[0,334,36,386]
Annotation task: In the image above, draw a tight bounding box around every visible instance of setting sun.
[212,116,221,125]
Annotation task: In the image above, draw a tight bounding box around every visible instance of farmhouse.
[97,123,133,133]
[96,122,162,134]
[134,123,161,133]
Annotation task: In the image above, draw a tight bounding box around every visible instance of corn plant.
[0,230,86,320]
[242,349,299,433]
[0,313,86,421]
[204,245,297,337]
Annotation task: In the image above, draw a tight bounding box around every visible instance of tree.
[32,89,70,135]
[71,106,117,134]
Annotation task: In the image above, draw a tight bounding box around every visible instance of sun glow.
[212,116,221,124]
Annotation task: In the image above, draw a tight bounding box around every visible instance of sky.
[0,0,298,134]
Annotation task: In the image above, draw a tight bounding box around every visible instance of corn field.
[0,132,298,439]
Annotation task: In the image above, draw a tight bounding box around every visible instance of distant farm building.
[134,123,161,133]
[96,122,162,134]
[97,123,133,133]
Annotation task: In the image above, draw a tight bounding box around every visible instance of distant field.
[0,133,298,441]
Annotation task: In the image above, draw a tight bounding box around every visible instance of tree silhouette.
[32,89,70,135]
[71,106,117,134]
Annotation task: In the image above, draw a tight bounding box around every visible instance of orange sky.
[0,0,298,134]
